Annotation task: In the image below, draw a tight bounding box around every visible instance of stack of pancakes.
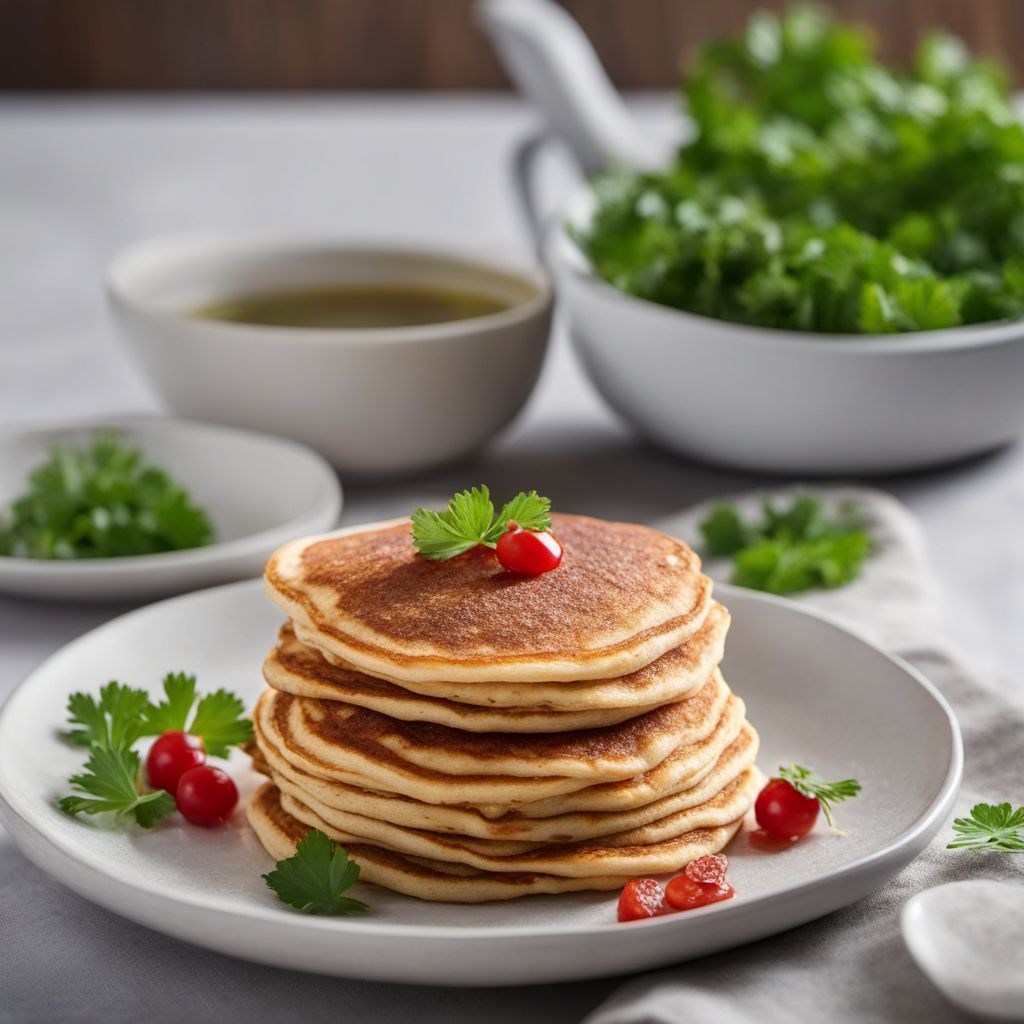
[247,514,760,903]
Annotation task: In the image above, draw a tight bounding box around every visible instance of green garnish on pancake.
[410,485,551,560]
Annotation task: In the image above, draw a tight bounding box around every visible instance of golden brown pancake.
[277,768,759,875]
[264,514,712,683]
[261,724,759,845]
[265,624,671,731]
[248,783,746,903]
[290,601,731,712]
[253,671,731,804]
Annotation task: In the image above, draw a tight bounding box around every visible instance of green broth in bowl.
[195,284,507,329]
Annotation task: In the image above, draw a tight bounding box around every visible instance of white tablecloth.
[1,95,1022,1023]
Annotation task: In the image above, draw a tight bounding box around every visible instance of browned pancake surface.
[267,514,709,668]
[277,670,722,767]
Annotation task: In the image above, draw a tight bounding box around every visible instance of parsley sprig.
[140,672,253,758]
[0,432,214,560]
[59,747,176,828]
[948,802,1024,852]
[59,674,252,829]
[411,486,552,561]
[779,763,862,834]
[67,682,150,751]
[699,495,870,594]
[263,829,368,915]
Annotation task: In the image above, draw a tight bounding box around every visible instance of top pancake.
[264,514,712,683]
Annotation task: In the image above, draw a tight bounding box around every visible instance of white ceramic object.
[902,880,1024,1020]
[0,419,341,601]
[479,0,1024,475]
[0,581,961,985]
[107,237,553,477]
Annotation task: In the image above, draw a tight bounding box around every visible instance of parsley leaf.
[0,432,214,560]
[141,672,253,758]
[496,491,553,534]
[699,495,870,594]
[948,802,1024,852]
[411,486,553,561]
[263,829,369,915]
[139,672,197,735]
[779,763,862,833]
[66,682,151,750]
[698,504,751,557]
[188,689,253,759]
[59,746,176,828]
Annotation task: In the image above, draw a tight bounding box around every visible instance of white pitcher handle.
[476,0,666,176]
[510,130,557,254]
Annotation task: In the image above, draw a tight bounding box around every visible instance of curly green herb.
[0,432,213,559]
[576,6,1024,333]
[699,495,870,594]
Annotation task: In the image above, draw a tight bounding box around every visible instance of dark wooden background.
[2,0,1022,91]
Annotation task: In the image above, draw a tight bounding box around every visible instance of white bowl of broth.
[107,235,553,476]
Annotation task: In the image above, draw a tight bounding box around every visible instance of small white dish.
[902,880,1024,1020]
[0,581,961,985]
[107,236,553,477]
[0,418,341,601]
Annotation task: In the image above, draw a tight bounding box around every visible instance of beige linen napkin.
[586,486,1024,1024]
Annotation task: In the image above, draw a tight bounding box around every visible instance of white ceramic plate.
[0,581,961,986]
[0,419,341,600]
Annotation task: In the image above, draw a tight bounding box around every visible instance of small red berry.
[617,878,664,922]
[495,522,562,576]
[755,778,820,839]
[175,765,238,826]
[146,731,205,794]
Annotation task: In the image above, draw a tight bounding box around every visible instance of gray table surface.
[0,95,1021,1024]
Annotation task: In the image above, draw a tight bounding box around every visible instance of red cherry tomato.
[755,778,819,839]
[146,731,205,794]
[495,522,562,576]
[617,878,664,922]
[175,765,238,826]
[664,874,735,911]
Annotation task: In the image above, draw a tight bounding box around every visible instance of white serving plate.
[0,580,961,985]
[0,419,341,601]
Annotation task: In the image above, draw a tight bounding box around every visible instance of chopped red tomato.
[617,878,664,921]
[684,853,728,886]
[664,874,735,911]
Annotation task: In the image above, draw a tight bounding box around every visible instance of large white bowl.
[481,0,1024,475]
[107,235,553,477]
[548,199,1024,474]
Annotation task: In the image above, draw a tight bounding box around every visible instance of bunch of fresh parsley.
[576,5,1024,333]
[0,432,214,559]
[699,494,870,594]
[60,674,252,828]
